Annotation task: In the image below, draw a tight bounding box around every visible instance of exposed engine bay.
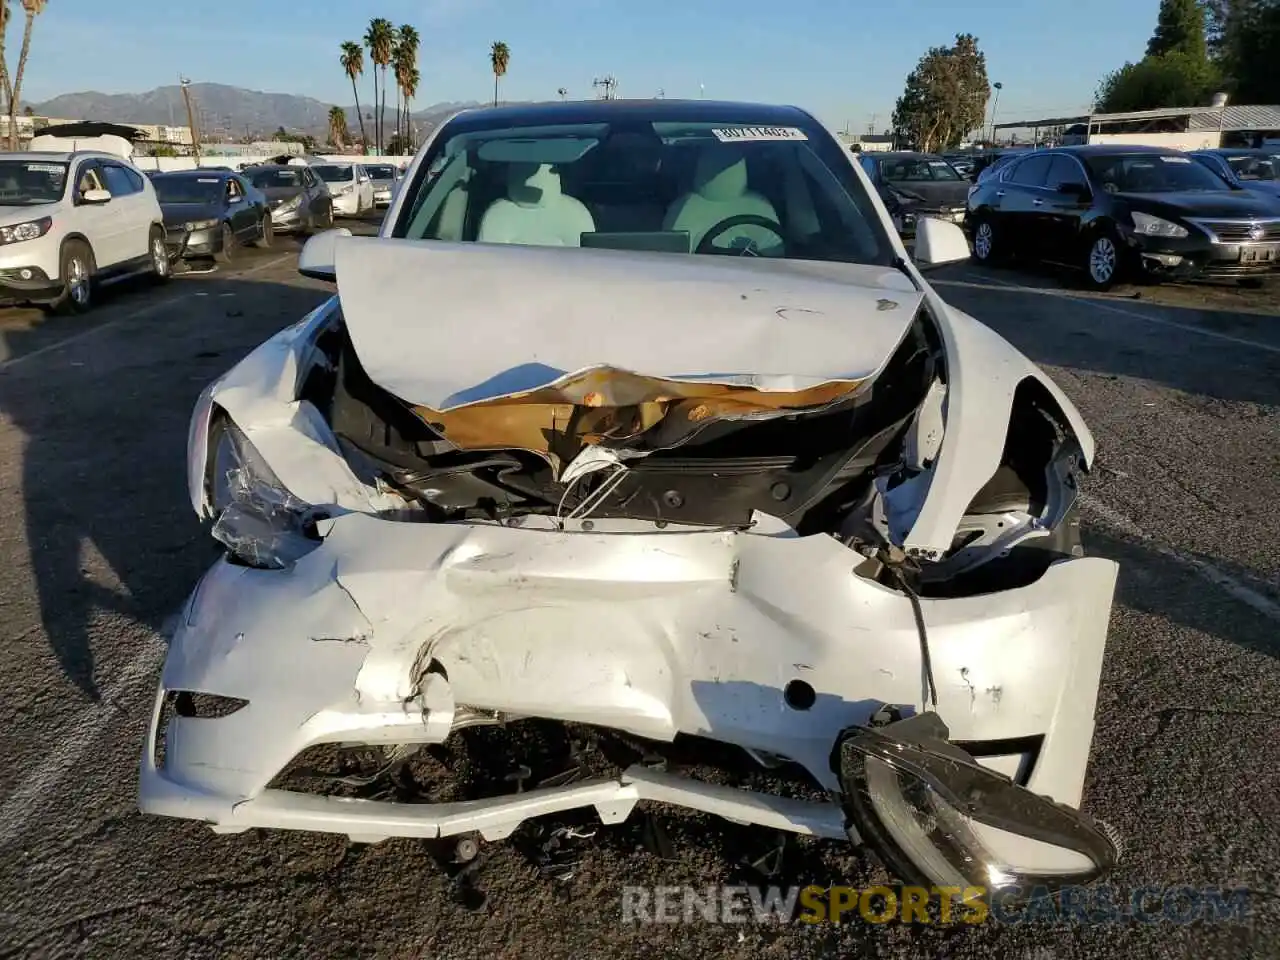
[142,238,1119,905]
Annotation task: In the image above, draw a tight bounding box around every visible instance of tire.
[213,222,236,264]
[253,214,274,249]
[45,241,95,315]
[323,201,334,229]
[1083,229,1125,291]
[148,226,171,284]
[970,214,1003,265]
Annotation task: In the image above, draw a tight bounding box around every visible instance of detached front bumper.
[270,204,305,232]
[139,511,1118,844]
[166,226,222,259]
[1125,229,1280,280]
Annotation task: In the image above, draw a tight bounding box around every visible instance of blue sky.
[16,0,1163,130]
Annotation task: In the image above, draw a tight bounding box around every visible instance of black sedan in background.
[966,144,1280,288]
[856,151,970,239]
[151,170,273,263]
[244,164,334,235]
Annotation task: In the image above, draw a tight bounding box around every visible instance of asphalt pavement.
[0,221,1277,959]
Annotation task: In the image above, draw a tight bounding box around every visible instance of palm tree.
[490,41,510,107]
[557,87,567,101]
[0,3,12,128]
[394,24,419,148]
[8,0,46,150]
[328,105,349,148]
[400,66,420,152]
[365,18,395,154]
[339,41,368,151]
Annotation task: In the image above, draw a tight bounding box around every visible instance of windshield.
[1085,153,1231,193]
[153,175,223,204]
[1224,153,1279,181]
[249,168,303,189]
[392,114,892,264]
[366,164,397,179]
[313,165,352,183]
[881,157,962,182]
[0,160,68,205]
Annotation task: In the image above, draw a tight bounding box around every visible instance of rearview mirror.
[1057,181,1090,197]
[298,227,353,282]
[912,217,970,269]
[81,188,111,204]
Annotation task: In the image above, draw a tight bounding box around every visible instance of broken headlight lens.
[206,418,323,570]
[834,712,1117,905]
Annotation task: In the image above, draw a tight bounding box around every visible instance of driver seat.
[662,146,779,252]
[477,163,595,247]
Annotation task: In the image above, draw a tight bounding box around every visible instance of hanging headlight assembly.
[833,711,1119,906]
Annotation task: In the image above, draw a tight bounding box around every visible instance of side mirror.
[1057,181,1090,198]
[912,217,970,269]
[81,188,111,204]
[298,227,353,282]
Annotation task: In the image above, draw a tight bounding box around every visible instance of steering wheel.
[695,214,786,257]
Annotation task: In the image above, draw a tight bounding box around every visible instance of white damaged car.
[140,101,1120,902]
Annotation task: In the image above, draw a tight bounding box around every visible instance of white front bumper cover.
[140,508,1117,845]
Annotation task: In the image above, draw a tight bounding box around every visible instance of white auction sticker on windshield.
[712,126,808,143]
[1160,155,1192,163]
[26,163,63,173]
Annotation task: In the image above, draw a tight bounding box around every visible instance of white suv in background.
[310,162,375,217]
[0,149,170,313]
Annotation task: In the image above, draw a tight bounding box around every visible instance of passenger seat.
[477,163,596,247]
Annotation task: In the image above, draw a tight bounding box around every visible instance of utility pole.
[867,114,877,136]
[180,76,202,165]
[988,81,1003,144]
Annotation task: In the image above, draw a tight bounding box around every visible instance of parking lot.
[0,213,1277,959]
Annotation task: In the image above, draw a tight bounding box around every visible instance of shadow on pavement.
[929,264,1280,408]
[1,273,330,700]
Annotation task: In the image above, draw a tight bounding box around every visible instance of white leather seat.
[477,163,595,247]
[663,146,780,253]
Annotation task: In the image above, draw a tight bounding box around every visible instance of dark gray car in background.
[857,151,971,239]
[151,170,272,263]
[244,164,334,235]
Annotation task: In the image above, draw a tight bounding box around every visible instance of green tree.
[340,41,368,150]
[328,105,349,148]
[1094,50,1220,111]
[1146,0,1208,59]
[394,24,419,147]
[490,41,510,107]
[1207,0,1280,102]
[365,18,395,153]
[891,34,990,152]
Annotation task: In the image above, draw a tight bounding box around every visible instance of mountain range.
[25,83,484,140]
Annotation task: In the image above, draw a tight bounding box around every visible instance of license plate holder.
[1239,243,1280,263]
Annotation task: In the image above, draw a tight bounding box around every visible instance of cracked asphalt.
[0,220,1277,959]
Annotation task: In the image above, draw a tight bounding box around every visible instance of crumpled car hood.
[332,238,924,464]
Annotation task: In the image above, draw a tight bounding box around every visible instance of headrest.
[506,162,561,205]
[693,147,748,201]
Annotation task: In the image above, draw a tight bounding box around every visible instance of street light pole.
[988,81,1003,145]
[180,77,202,166]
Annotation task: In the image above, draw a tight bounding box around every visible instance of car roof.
[1050,144,1183,156]
[152,169,232,179]
[447,99,815,131]
[874,151,948,161]
[2,150,123,162]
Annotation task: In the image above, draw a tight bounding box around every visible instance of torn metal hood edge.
[331,236,926,412]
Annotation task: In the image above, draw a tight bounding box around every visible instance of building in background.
[837,132,895,153]
[0,115,194,153]
[995,103,1280,152]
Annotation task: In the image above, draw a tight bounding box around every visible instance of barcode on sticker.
[712,126,808,143]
